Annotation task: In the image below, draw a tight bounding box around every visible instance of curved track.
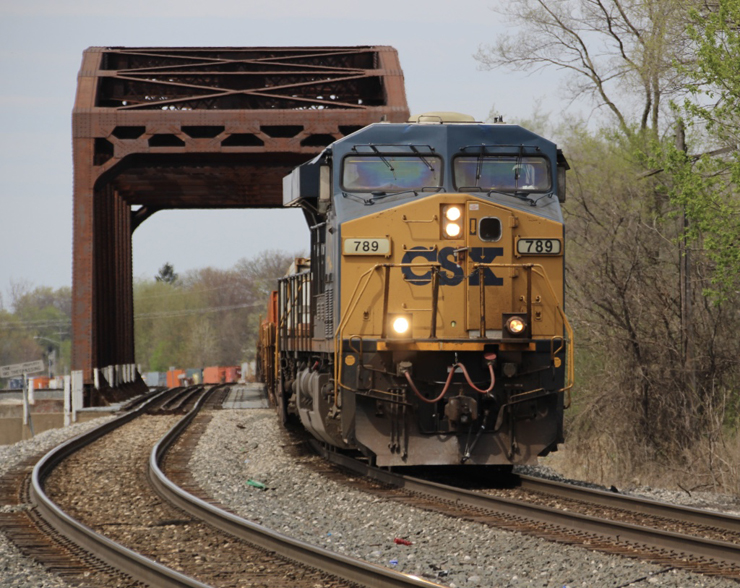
[516,473,740,534]
[29,386,442,588]
[310,441,740,580]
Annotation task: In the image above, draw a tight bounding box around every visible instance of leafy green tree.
[0,309,42,385]
[134,250,296,372]
[133,278,198,371]
[2,284,72,377]
[657,0,740,298]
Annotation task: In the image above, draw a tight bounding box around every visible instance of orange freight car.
[166,369,186,388]
[256,291,278,404]
[203,366,239,384]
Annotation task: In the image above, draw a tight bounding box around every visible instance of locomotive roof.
[284,121,566,223]
[334,120,558,153]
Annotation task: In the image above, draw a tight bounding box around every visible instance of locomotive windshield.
[454,156,551,192]
[342,155,442,192]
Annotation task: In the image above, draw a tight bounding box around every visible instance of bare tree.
[476,2,740,491]
[476,0,696,136]
[560,125,740,488]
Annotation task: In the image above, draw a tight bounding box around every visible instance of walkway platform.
[223,384,270,409]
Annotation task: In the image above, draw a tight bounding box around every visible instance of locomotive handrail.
[533,264,574,399]
[333,263,388,403]
[333,262,442,404]
[334,260,574,405]
[472,262,575,402]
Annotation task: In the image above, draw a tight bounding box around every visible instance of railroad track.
[25,385,442,588]
[310,441,740,580]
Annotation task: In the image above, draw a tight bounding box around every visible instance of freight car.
[258,112,573,467]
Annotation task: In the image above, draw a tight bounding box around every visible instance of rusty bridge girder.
[72,46,410,401]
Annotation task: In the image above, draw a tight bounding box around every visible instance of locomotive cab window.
[454,156,551,192]
[479,217,503,242]
[342,155,442,192]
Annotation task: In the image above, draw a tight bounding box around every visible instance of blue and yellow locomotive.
[264,112,573,467]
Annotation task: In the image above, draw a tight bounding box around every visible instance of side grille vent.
[325,285,334,338]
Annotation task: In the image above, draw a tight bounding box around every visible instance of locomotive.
[258,112,573,467]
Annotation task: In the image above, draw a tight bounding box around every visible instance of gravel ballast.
[2,406,739,587]
[0,416,115,588]
[189,408,740,588]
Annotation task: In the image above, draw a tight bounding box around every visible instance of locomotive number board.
[343,238,391,255]
[516,238,562,255]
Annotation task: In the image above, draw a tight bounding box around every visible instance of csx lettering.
[401,247,503,286]
[400,248,436,285]
[469,247,504,286]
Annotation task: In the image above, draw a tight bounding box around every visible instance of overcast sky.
[0,0,568,304]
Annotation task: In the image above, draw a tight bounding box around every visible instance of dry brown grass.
[546,389,740,496]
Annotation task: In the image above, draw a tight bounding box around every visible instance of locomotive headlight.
[506,316,526,334]
[388,314,412,337]
[445,206,462,221]
[392,316,410,334]
[504,314,528,337]
[444,222,461,237]
[442,205,463,239]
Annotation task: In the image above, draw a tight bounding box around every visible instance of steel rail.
[148,390,443,588]
[310,441,740,571]
[517,474,740,533]
[30,388,211,588]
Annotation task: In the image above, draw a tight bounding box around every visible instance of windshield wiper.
[341,189,412,206]
[341,190,374,205]
[368,188,417,204]
[409,145,435,172]
[368,145,394,173]
[343,186,443,206]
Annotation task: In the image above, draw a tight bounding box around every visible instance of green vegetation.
[480,0,740,492]
[0,251,296,388]
[133,251,296,372]
[659,1,740,299]
[0,284,72,383]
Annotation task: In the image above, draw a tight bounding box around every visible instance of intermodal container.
[29,376,51,389]
[167,369,186,388]
[186,368,203,384]
[203,366,239,384]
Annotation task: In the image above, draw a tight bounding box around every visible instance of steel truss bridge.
[71,46,409,403]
